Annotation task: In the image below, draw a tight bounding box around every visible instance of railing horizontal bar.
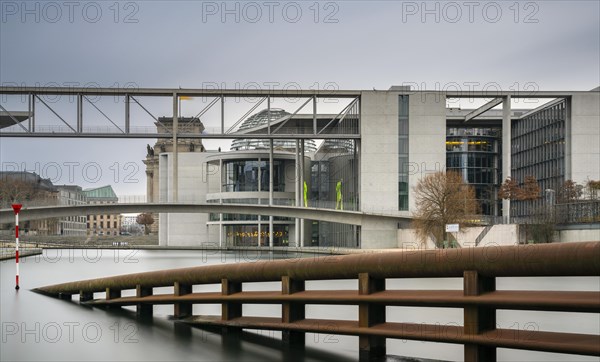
[181,316,600,356]
[83,290,600,313]
[34,242,600,295]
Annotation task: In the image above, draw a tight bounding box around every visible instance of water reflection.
[1,249,598,361]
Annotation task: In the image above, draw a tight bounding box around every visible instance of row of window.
[511,100,566,217]
[446,167,498,185]
[398,96,409,211]
[87,221,119,228]
[87,215,119,221]
[513,104,565,134]
[446,137,496,152]
[447,153,498,169]
[223,160,285,192]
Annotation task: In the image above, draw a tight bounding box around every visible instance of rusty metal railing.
[36,242,600,361]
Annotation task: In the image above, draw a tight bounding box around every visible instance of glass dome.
[230,109,317,152]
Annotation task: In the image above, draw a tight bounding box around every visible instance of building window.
[223,159,284,192]
[511,100,566,218]
[398,95,409,211]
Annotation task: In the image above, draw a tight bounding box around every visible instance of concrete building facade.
[150,87,600,248]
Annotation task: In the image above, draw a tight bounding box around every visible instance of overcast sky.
[1,0,599,195]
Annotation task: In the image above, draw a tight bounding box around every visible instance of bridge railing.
[35,242,600,361]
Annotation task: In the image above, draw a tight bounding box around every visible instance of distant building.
[120,214,143,235]
[83,185,120,236]
[55,185,87,236]
[0,171,58,235]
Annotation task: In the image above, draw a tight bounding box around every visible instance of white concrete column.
[269,139,274,248]
[294,139,300,247]
[172,93,178,203]
[564,97,572,179]
[219,158,223,247]
[502,96,511,223]
[300,140,305,247]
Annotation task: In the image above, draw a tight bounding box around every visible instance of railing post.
[221,278,242,323]
[174,282,192,318]
[79,290,93,302]
[464,270,496,362]
[58,293,72,301]
[136,285,153,317]
[105,287,121,309]
[282,276,305,347]
[358,273,386,360]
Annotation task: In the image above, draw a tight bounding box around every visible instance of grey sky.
[1,0,599,195]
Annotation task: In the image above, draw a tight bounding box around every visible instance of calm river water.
[1,249,598,362]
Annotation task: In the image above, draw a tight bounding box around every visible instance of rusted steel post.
[464,270,496,362]
[358,273,386,360]
[58,293,72,300]
[105,288,121,309]
[136,284,153,317]
[282,276,305,347]
[174,282,192,318]
[221,279,242,319]
[79,291,93,302]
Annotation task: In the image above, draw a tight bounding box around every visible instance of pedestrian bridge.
[0,203,411,227]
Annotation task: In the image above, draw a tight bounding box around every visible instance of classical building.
[143,117,205,233]
[83,185,120,236]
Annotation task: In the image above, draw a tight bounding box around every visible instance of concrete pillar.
[269,139,274,248]
[172,93,178,202]
[219,158,223,247]
[294,139,300,247]
[300,140,305,247]
[502,96,511,223]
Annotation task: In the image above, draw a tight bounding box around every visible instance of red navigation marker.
[12,204,22,290]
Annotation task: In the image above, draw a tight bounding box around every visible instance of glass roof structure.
[230,109,317,152]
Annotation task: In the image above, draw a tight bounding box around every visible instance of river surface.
[1,249,599,362]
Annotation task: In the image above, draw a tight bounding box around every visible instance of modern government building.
[142,86,600,249]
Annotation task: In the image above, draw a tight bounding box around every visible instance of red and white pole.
[12,204,22,290]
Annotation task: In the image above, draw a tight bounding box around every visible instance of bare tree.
[0,177,39,207]
[586,179,600,200]
[558,179,582,203]
[136,213,155,235]
[413,171,480,248]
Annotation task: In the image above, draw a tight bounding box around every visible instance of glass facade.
[446,128,501,215]
[398,96,409,211]
[223,159,284,192]
[511,99,566,218]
